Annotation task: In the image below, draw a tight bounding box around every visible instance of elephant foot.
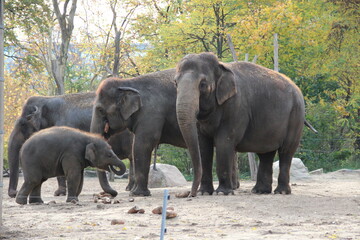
[8,189,17,198]
[251,184,272,194]
[232,180,240,190]
[274,184,291,194]
[199,183,214,195]
[66,197,79,203]
[54,187,66,196]
[215,185,234,195]
[125,182,135,191]
[29,197,44,204]
[130,185,151,196]
[16,195,27,205]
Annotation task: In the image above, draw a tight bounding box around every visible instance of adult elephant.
[90,69,204,197]
[175,52,315,195]
[7,92,133,198]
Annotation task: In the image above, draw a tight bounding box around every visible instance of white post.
[274,33,279,72]
[0,0,5,226]
[244,53,249,62]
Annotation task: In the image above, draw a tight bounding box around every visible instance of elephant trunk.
[7,126,25,198]
[176,77,202,197]
[109,157,127,176]
[90,110,118,197]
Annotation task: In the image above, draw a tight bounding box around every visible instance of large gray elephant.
[16,126,126,204]
[7,92,133,198]
[90,69,204,197]
[175,52,315,195]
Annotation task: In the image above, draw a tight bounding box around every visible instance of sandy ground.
[1,170,359,240]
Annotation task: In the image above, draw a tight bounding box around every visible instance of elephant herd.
[7,52,316,204]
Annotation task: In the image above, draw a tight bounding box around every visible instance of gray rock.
[273,158,310,180]
[148,163,188,188]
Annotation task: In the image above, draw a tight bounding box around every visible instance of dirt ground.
[1,170,359,240]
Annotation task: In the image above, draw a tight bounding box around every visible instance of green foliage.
[156,145,192,178]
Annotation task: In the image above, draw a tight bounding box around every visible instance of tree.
[51,0,78,95]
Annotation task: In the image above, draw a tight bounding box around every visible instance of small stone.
[111,219,125,225]
[138,209,145,214]
[128,206,140,214]
[128,198,135,202]
[152,206,175,214]
[48,200,56,205]
[113,199,121,204]
[166,210,177,219]
[152,206,162,214]
[175,191,190,198]
[103,197,112,204]
[70,199,78,204]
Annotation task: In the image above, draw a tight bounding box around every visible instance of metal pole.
[0,0,5,227]
[160,189,169,239]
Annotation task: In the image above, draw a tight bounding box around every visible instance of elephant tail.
[304,120,318,134]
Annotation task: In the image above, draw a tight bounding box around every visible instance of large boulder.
[273,158,310,180]
[148,163,188,188]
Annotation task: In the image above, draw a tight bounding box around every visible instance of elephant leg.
[54,176,67,196]
[199,134,214,195]
[76,171,84,196]
[214,138,235,195]
[126,157,135,191]
[252,151,276,194]
[232,153,240,190]
[274,149,293,194]
[16,180,38,205]
[130,132,159,196]
[29,180,46,204]
[65,168,82,202]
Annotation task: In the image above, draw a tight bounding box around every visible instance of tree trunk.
[51,0,77,95]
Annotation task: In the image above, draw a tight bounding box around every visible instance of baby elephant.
[16,126,126,205]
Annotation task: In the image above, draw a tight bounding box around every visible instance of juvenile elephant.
[7,92,133,198]
[16,126,126,204]
[175,52,315,195]
[90,69,202,197]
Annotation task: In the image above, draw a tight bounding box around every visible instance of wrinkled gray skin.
[16,127,126,204]
[90,70,200,197]
[8,92,133,198]
[175,52,308,195]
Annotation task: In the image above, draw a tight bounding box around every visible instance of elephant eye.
[97,107,105,115]
[199,80,208,92]
[107,152,113,158]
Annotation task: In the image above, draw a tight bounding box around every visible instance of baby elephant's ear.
[85,143,96,164]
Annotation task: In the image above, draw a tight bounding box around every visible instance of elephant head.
[8,104,44,197]
[90,79,141,197]
[85,142,126,176]
[90,79,142,138]
[175,53,237,189]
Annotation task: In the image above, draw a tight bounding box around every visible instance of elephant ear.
[216,63,237,105]
[25,106,42,130]
[117,87,142,120]
[85,143,96,166]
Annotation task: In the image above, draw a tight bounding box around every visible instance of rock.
[152,206,174,214]
[309,168,323,175]
[175,191,190,198]
[148,163,188,188]
[128,206,145,214]
[111,219,125,225]
[273,158,310,180]
[166,210,177,219]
